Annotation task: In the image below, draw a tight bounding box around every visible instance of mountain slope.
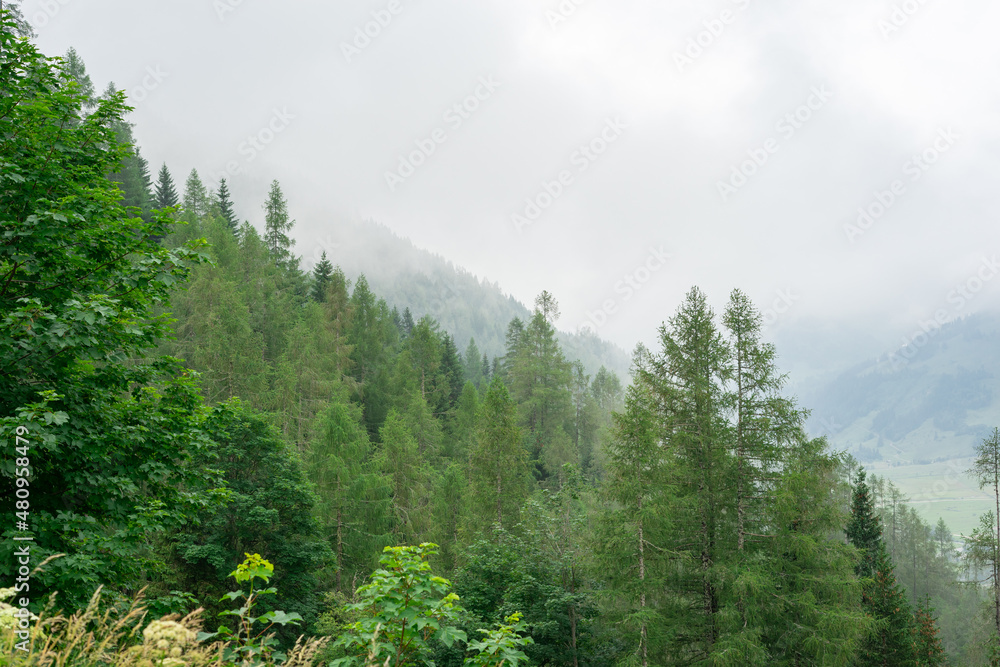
[801,312,1000,463]
[312,218,632,379]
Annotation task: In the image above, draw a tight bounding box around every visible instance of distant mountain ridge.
[313,218,632,380]
[800,312,1000,463]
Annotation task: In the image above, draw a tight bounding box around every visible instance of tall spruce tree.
[216,177,238,231]
[154,163,179,209]
[311,251,334,302]
[914,598,947,666]
[641,287,733,659]
[847,469,918,665]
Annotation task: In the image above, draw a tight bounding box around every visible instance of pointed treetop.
[534,290,560,324]
[311,251,334,303]
[846,469,884,578]
[217,178,238,231]
[183,168,209,220]
[154,163,179,209]
[262,179,295,267]
[63,47,95,108]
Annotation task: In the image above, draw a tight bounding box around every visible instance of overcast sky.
[22,0,1000,361]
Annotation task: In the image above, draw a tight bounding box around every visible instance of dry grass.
[0,586,327,667]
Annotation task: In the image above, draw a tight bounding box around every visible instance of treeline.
[6,14,1000,665]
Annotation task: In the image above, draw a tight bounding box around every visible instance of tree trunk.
[638,491,647,667]
[496,470,503,531]
[336,504,343,593]
[994,464,999,637]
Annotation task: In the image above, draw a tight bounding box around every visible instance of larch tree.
[262,178,295,267]
[597,366,670,667]
[183,168,209,221]
[377,410,432,543]
[642,287,734,659]
[468,377,529,535]
[307,399,393,593]
[970,427,1000,640]
[508,293,574,479]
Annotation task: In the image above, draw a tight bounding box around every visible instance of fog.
[22,0,1000,367]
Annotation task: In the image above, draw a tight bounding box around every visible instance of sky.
[20,0,1000,364]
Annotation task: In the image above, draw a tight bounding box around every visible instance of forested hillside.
[307,218,631,379]
[4,13,1000,666]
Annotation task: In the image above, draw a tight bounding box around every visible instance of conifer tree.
[311,251,334,302]
[847,470,918,665]
[450,381,479,460]
[217,177,238,231]
[508,293,574,479]
[970,427,1000,639]
[597,370,669,666]
[262,179,295,267]
[63,47,95,110]
[468,377,529,535]
[440,333,465,414]
[348,276,395,436]
[3,2,34,37]
[400,307,414,339]
[464,338,484,387]
[183,168,209,221]
[377,410,432,542]
[914,598,947,666]
[154,163,179,209]
[638,287,733,659]
[308,400,394,593]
